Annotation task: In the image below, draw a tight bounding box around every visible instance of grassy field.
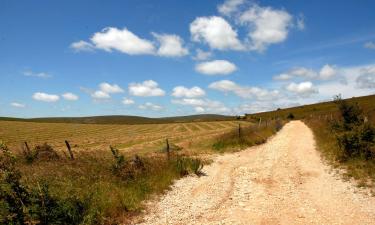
[247,94,375,191]
[0,120,251,156]
[2,119,268,224]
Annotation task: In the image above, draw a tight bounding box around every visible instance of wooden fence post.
[65,140,74,160]
[166,138,170,160]
[238,124,241,139]
[24,141,31,153]
[258,117,262,127]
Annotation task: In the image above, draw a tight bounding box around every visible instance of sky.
[1,0,375,118]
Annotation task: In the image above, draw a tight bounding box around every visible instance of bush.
[332,96,375,161]
[22,143,60,164]
[287,113,295,120]
[110,146,145,180]
[0,142,86,225]
[175,156,204,176]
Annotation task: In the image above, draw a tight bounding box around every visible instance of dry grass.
[0,120,250,156]
[247,94,375,190]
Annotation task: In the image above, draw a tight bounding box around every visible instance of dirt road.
[138,121,375,225]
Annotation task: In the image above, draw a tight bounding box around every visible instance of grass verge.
[0,143,204,224]
[212,120,284,152]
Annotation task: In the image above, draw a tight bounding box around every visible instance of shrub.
[287,113,295,120]
[332,96,375,161]
[174,156,204,176]
[110,146,146,180]
[0,142,86,225]
[22,143,59,163]
[189,158,204,176]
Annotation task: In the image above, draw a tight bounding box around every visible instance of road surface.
[138,121,375,225]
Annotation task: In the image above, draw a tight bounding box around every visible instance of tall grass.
[304,98,375,189]
[212,120,284,152]
[1,143,204,224]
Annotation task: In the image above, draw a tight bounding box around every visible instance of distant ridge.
[0,114,234,125]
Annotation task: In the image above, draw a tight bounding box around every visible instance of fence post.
[258,117,262,127]
[65,140,74,160]
[24,141,31,153]
[238,124,241,139]
[166,138,170,160]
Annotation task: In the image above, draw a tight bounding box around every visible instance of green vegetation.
[247,94,375,189]
[212,120,284,152]
[0,141,205,224]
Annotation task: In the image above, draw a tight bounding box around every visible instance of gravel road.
[137,121,375,225]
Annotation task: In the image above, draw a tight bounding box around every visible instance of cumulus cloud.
[32,92,60,102]
[122,97,135,105]
[172,98,229,113]
[319,64,337,80]
[72,27,189,58]
[62,92,79,101]
[209,80,280,100]
[274,65,338,81]
[364,41,375,50]
[190,16,244,50]
[11,102,25,108]
[99,82,124,94]
[286,81,317,96]
[23,70,52,78]
[129,80,165,97]
[70,40,95,52]
[91,27,155,55]
[152,33,189,57]
[193,49,212,61]
[172,86,206,98]
[238,4,293,51]
[356,65,375,89]
[138,102,163,111]
[195,60,237,75]
[218,0,245,16]
[91,90,110,99]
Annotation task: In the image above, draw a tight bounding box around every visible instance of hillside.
[0,114,234,125]
[246,94,375,121]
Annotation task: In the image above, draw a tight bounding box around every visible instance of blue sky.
[1,0,375,118]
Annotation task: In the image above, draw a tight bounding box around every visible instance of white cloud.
[218,0,245,16]
[122,97,135,105]
[190,16,244,50]
[193,49,212,61]
[23,70,52,78]
[364,41,375,50]
[239,4,293,51]
[70,40,95,52]
[274,65,338,81]
[319,64,337,80]
[62,92,79,101]
[356,65,375,89]
[32,92,60,102]
[91,27,155,55]
[152,33,189,57]
[172,86,206,98]
[286,81,317,96]
[273,73,293,81]
[99,82,124,94]
[129,80,165,97]
[209,79,280,100]
[11,102,25,108]
[195,60,237,75]
[296,14,305,30]
[138,102,163,111]
[91,90,110,99]
[172,98,230,113]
